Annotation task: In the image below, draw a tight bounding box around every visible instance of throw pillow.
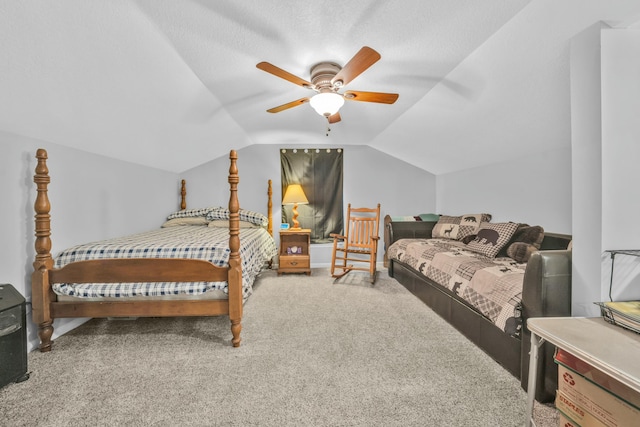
[206,207,269,227]
[466,222,520,258]
[507,242,538,263]
[457,213,492,241]
[390,216,418,221]
[431,215,461,239]
[166,206,219,220]
[511,224,544,248]
[418,213,441,222]
[499,224,545,258]
[161,217,209,227]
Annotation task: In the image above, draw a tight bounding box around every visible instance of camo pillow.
[506,242,538,263]
[498,224,545,258]
[511,225,544,248]
[466,222,520,258]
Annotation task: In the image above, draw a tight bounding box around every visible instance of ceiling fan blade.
[343,91,399,104]
[328,112,341,124]
[331,46,381,87]
[266,98,310,113]
[257,62,314,89]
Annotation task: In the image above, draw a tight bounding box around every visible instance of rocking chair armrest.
[330,233,346,240]
[371,236,380,241]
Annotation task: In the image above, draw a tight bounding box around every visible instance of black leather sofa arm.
[520,249,572,401]
[522,249,572,319]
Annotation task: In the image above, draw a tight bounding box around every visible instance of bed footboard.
[32,149,247,351]
[227,150,242,347]
[32,149,55,351]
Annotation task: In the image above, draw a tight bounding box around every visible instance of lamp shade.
[282,184,309,205]
[282,184,308,230]
[309,92,345,117]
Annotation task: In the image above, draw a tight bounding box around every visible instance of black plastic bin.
[0,284,29,388]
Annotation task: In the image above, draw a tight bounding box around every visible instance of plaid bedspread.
[387,238,526,334]
[52,226,277,299]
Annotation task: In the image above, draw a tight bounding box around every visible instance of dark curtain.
[281,148,343,243]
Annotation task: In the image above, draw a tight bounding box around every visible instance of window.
[280,148,343,243]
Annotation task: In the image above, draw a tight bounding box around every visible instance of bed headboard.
[178,177,273,237]
[180,179,187,210]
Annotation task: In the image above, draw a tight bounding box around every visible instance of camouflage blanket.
[387,238,526,335]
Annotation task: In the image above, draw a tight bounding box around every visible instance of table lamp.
[282,184,308,230]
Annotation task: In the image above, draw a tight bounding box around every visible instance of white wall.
[0,132,178,351]
[435,148,572,233]
[601,30,640,250]
[600,29,640,302]
[182,144,437,266]
[570,22,606,316]
[570,26,640,316]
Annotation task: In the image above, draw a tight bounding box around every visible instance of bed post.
[267,179,273,236]
[180,179,187,210]
[227,150,242,347]
[32,149,55,352]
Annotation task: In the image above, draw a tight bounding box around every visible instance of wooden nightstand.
[278,229,311,275]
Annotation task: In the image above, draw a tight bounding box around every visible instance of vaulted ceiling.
[2,1,640,174]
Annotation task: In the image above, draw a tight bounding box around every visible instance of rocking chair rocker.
[330,203,381,284]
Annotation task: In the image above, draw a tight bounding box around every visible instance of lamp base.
[292,203,300,230]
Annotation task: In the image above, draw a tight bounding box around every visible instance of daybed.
[384,214,572,402]
[31,148,276,352]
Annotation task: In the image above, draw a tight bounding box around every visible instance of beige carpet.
[0,268,557,426]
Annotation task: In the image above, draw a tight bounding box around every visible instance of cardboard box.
[556,364,640,426]
[555,391,608,427]
[556,349,640,409]
[558,410,581,427]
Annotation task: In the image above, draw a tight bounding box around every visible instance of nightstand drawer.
[279,255,310,269]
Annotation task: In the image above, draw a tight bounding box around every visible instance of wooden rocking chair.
[330,203,381,284]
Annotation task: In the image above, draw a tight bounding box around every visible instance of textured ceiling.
[2,1,640,174]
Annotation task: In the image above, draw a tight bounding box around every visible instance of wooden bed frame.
[31,148,273,352]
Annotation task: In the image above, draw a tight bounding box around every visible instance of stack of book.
[596,301,640,334]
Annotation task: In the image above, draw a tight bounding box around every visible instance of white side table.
[526,317,640,426]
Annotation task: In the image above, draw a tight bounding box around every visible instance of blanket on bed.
[387,238,525,335]
[52,226,277,299]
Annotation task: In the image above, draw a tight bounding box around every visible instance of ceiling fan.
[256,46,399,124]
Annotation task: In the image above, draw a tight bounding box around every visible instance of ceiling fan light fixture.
[257,47,397,123]
[309,92,344,117]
